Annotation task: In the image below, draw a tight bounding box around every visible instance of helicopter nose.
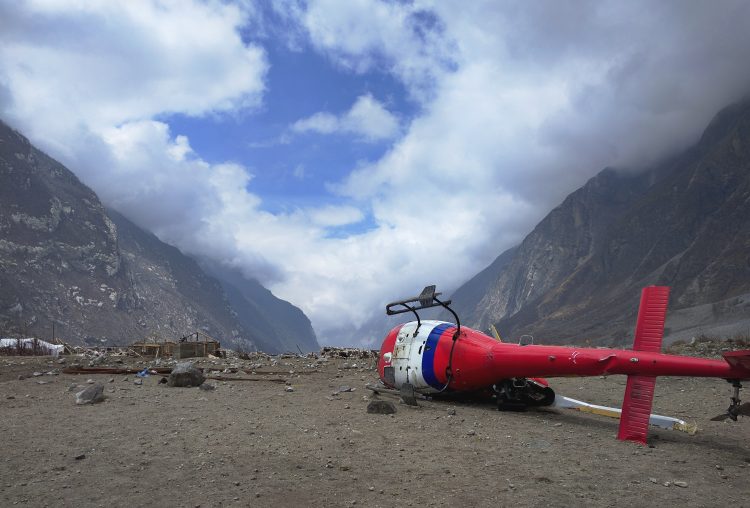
[377,324,402,384]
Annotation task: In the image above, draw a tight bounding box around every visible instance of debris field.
[1,349,750,507]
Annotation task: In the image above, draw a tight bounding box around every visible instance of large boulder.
[167,362,205,387]
[75,383,105,405]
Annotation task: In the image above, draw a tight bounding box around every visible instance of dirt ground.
[1,350,750,508]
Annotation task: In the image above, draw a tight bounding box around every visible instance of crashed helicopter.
[375,285,750,444]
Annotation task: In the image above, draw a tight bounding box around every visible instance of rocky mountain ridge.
[0,119,318,353]
[450,99,750,345]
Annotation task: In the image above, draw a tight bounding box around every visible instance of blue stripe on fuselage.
[422,322,454,390]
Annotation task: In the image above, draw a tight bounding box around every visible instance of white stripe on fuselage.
[391,320,446,393]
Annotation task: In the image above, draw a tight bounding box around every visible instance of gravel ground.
[1,352,749,508]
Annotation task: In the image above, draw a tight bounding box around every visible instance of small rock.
[467,429,476,436]
[447,408,456,416]
[553,423,562,427]
[649,478,658,484]
[134,379,143,386]
[6,395,15,400]
[75,384,105,405]
[367,400,396,414]
[67,383,78,392]
[285,386,294,392]
[17,375,25,381]
[673,481,688,488]
[158,377,168,385]
[663,482,671,487]
[199,383,215,391]
[108,378,115,383]
[122,377,129,382]
[74,454,86,460]
[715,465,723,471]
[33,372,43,377]
[86,379,94,384]
[57,358,66,364]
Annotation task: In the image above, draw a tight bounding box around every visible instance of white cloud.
[291,94,399,141]
[292,164,306,180]
[287,0,750,342]
[0,0,267,142]
[296,0,456,100]
[292,112,339,135]
[308,205,364,227]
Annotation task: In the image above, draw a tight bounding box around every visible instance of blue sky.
[2,1,750,344]
[168,38,414,216]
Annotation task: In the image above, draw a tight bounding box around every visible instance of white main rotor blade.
[553,395,696,434]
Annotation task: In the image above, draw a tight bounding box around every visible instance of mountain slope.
[0,119,317,351]
[451,99,750,345]
[0,119,135,344]
[201,262,319,354]
[106,209,249,347]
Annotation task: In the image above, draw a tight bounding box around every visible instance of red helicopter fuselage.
[377,320,750,393]
[377,285,750,444]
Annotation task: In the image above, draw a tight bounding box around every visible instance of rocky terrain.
[1,343,749,507]
[450,99,750,346]
[0,119,318,353]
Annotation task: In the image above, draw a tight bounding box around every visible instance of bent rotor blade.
[553,395,693,433]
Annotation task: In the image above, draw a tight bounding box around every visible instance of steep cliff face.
[0,119,318,352]
[453,166,653,336]
[451,100,750,345]
[106,209,250,348]
[446,246,518,329]
[0,119,134,344]
[203,263,319,354]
